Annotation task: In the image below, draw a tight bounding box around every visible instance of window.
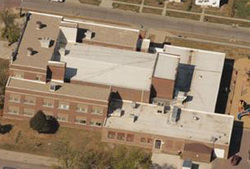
[126,134,134,142]
[117,133,125,141]
[43,99,54,108]
[9,94,20,103]
[23,108,34,117]
[57,114,68,122]
[140,137,146,143]
[154,140,162,149]
[75,116,87,125]
[8,106,19,115]
[13,71,24,79]
[58,101,69,110]
[24,96,36,105]
[76,104,88,113]
[108,131,116,139]
[35,75,42,81]
[92,106,103,115]
[90,119,102,127]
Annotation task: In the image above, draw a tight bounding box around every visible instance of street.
[20,0,250,42]
[0,159,49,169]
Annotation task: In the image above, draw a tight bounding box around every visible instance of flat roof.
[154,53,180,80]
[163,45,225,112]
[105,100,234,145]
[62,43,156,91]
[63,18,140,49]
[6,78,111,102]
[13,12,62,69]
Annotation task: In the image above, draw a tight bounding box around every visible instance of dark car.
[3,167,16,169]
[231,155,241,166]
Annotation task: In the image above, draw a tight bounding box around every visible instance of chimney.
[27,47,33,56]
[36,21,42,30]
[141,39,150,53]
[40,37,51,48]
[85,30,93,40]
[47,61,66,83]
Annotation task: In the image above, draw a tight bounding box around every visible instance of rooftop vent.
[84,30,93,40]
[40,37,51,48]
[193,116,199,121]
[49,83,57,92]
[131,102,137,109]
[59,48,66,57]
[36,21,42,29]
[27,47,33,56]
[111,108,123,117]
[171,106,181,122]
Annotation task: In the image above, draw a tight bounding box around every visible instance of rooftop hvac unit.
[49,83,57,91]
[131,102,137,109]
[171,106,181,122]
[27,47,33,56]
[39,37,52,48]
[111,108,123,117]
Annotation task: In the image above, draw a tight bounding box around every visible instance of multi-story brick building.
[3,11,234,162]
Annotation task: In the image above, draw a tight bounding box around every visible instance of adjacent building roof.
[62,43,156,91]
[6,78,111,102]
[13,12,62,69]
[105,100,234,145]
[63,18,140,49]
[163,45,225,113]
[195,0,220,8]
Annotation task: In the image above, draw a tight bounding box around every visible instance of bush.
[0,59,9,109]
[30,110,59,134]
[0,9,20,44]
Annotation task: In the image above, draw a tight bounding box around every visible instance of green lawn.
[233,0,250,19]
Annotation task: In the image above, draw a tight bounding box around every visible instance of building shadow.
[228,121,243,158]
[191,163,199,169]
[215,59,234,114]
[220,0,228,6]
[64,67,78,82]
[0,124,13,134]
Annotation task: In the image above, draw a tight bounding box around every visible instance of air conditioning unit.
[49,83,57,91]
[111,108,123,117]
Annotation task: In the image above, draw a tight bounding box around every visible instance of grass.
[204,16,250,28]
[142,7,163,15]
[167,0,202,13]
[115,0,142,4]
[166,11,200,20]
[113,3,140,12]
[0,118,103,157]
[233,0,250,19]
[78,0,102,6]
[144,0,165,7]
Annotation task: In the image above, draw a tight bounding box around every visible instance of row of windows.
[9,94,104,114]
[7,106,103,127]
[107,131,153,144]
[108,132,134,142]
[13,71,42,81]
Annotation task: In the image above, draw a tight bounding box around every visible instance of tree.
[30,110,59,134]
[0,59,9,109]
[0,9,20,45]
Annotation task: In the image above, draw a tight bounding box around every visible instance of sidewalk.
[0,149,59,167]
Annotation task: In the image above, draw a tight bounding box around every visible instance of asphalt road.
[0,159,49,169]
[20,0,250,42]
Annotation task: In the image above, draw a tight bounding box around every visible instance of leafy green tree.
[0,9,20,44]
[0,59,9,109]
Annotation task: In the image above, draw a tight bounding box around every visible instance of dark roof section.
[184,143,212,154]
[174,63,195,92]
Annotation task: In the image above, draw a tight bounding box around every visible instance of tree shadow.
[0,124,13,134]
[47,116,60,134]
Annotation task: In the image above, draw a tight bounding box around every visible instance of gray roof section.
[62,43,156,91]
[163,45,225,112]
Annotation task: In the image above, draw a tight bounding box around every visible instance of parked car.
[231,155,241,166]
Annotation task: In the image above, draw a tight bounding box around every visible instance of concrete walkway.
[0,149,59,167]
